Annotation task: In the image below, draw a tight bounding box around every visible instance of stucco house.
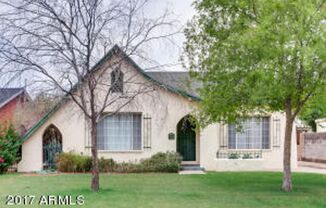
[17,46,298,172]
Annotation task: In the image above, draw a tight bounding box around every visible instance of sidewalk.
[294,161,326,174]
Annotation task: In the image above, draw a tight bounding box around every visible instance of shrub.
[141,151,182,172]
[55,152,75,172]
[114,151,182,173]
[56,151,182,173]
[0,125,21,174]
[114,162,140,173]
[75,155,92,172]
[99,157,116,172]
[228,153,239,159]
[242,153,253,159]
[55,152,91,172]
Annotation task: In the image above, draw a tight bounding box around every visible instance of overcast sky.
[0,0,196,89]
[141,0,195,71]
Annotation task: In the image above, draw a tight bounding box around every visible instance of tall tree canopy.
[184,0,325,192]
[300,87,326,131]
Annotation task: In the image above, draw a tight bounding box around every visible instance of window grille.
[217,150,263,159]
[273,118,281,147]
[111,68,124,93]
[228,117,270,149]
[219,124,228,149]
[143,114,152,149]
[97,113,141,151]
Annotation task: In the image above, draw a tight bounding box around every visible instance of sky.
[142,0,196,71]
[0,0,196,90]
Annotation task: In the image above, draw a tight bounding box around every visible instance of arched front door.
[177,116,196,161]
[43,125,62,169]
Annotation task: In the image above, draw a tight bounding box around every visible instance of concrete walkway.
[294,161,326,174]
[179,170,205,175]
[178,162,326,175]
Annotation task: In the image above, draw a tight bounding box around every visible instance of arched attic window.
[111,68,124,93]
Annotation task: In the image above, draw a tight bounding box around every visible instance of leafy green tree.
[184,0,325,191]
[0,125,22,174]
[300,88,326,131]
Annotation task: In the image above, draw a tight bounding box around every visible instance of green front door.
[177,117,196,161]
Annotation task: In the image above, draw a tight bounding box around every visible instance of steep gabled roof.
[22,45,201,141]
[0,88,26,108]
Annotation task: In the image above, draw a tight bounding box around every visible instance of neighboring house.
[315,118,326,133]
[0,88,29,130]
[17,46,298,172]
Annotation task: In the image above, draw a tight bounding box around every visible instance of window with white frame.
[228,117,270,149]
[97,113,141,151]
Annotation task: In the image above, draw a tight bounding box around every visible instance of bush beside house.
[55,152,92,172]
[55,151,182,173]
[0,125,21,174]
[99,158,116,172]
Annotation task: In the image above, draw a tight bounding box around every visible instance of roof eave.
[0,89,25,109]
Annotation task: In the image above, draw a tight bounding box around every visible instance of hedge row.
[55,151,182,173]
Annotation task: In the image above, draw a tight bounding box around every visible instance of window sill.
[215,158,264,161]
[98,150,143,153]
[226,149,272,152]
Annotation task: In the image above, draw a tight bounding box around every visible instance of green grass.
[0,172,325,207]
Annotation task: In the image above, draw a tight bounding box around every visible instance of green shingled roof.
[147,71,202,99]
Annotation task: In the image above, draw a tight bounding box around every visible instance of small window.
[97,113,141,151]
[228,117,270,149]
[111,68,124,93]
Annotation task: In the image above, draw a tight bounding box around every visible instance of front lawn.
[0,172,325,207]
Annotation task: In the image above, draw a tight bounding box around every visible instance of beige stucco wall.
[198,112,297,171]
[18,56,199,172]
[18,100,86,172]
[17,55,298,172]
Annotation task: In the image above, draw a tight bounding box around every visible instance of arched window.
[42,124,62,169]
[111,68,124,93]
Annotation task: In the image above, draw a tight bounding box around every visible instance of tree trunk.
[282,103,294,192]
[90,118,99,192]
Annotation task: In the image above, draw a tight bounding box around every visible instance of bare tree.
[14,93,59,135]
[0,0,179,191]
